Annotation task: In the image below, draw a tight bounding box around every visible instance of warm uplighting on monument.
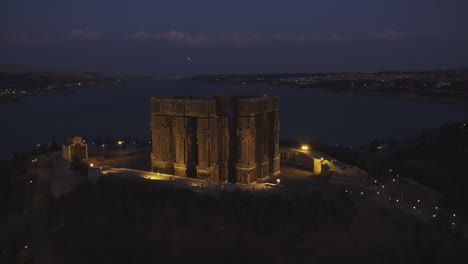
[301,145,309,151]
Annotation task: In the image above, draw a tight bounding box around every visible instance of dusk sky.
[1,0,467,75]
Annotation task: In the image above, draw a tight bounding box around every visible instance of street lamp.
[101,144,106,159]
[301,145,309,151]
[276,178,281,185]
[118,141,123,152]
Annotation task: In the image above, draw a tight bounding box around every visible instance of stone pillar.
[235,102,257,184]
[268,98,280,176]
[174,116,188,177]
[255,99,270,181]
[196,116,219,182]
[217,115,230,183]
[151,115,174,174]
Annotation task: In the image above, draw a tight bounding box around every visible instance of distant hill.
[0,65,126,105]
[0,65,117,88]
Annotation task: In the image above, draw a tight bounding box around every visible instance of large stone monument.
[150,95,280,184]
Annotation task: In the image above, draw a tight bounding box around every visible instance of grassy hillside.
[283,121,468,209]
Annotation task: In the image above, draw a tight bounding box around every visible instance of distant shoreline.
[300,86,468,108]
[0,81,111,106]
[0,65,150,107]
[0,79,143,107]
[187,77,468,108]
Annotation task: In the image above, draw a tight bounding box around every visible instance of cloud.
[217,33,264,45]
[271,34,305,43]
[131,30,331,45]
[132,30,154,39]
[330,34,344,42]
[156,30,210,44]
[130,29,265,45]
[0,31,56,45]
[69,28,103,40]
[372,29,405,40]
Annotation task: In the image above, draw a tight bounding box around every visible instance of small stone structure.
[62,136,88,161]
[150,95,280,184]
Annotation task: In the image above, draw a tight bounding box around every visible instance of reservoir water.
[1,79,467,158]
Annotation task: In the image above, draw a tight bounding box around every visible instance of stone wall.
[150,95,280,184]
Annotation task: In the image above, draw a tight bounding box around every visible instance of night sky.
[1,0,467,75]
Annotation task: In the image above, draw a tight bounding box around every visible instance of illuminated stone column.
[150,115,174,174]
[255,98,270,181]
[196,116,219,181]
[150,98,175,174]
[235,99,257,184]
[216,115,230,183]
[268,97,280,176]
[174,116,188,177]
[189,100,219,182]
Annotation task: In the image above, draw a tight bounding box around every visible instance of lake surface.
[1,79,467,159]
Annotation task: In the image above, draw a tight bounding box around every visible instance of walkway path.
[101,167,281,194]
